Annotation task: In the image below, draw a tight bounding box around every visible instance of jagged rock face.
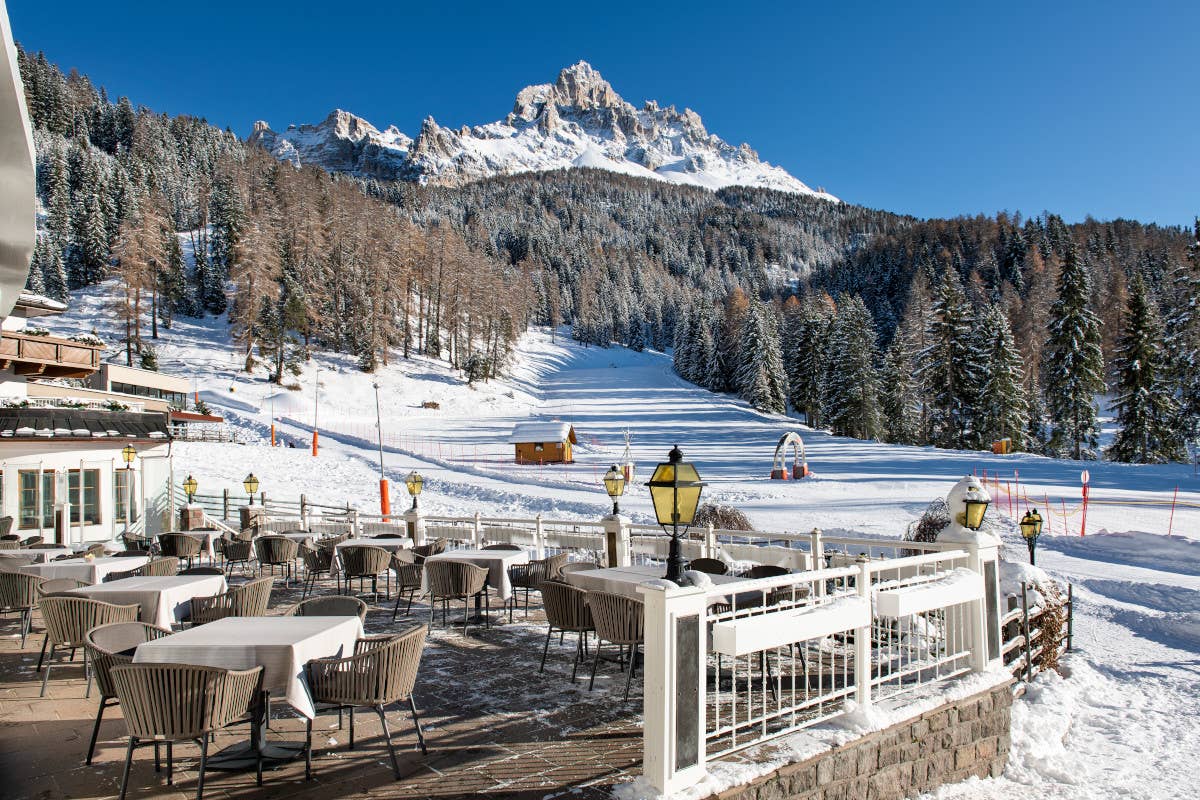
[248,62,835,200]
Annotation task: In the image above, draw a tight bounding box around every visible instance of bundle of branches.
[692,503,754,532]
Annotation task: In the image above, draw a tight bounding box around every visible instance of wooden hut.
[508,421,577,464]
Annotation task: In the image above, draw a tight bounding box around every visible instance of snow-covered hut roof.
[508,421,577,444]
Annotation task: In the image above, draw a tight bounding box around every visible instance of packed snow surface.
[43,282,1200,799]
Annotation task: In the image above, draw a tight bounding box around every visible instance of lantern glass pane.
[674,463,700,483]
[649,484,675,526]
[964,500,987,530]
[675,485,703,524]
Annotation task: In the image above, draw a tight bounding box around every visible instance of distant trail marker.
[1080,470,1090,537]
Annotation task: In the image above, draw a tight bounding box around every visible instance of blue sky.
[10,0,1198,226]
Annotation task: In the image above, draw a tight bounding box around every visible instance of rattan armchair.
[288,595,368,620]
[409,538,447,564]
[300,544,336,598]
[506,552,569,621]
[559,562,600,575]
[37,577,87,597]
[190,576,272,625]
[539,580,594,682]
[339,545,391,600]
[304,625,429,779]
[143,557,180,577]
[390,551,424,621]
[110,662,264,800]
[105,565,146,582]
[0,540,18,551]
[221,538,254,576]
[121,532,153,553]
[255,536,300,587]
[158,534,203,570]
[587,591,645,700]
[688,557,729,575]
[82,621,172,764]
[0,571,43,646]
[425,560,489,631]
[37,596,140,696]
[482,543,522,551]
[21,535,43,547]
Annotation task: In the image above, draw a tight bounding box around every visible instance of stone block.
[927,710,949,732]
[832,750,858,781]
[997,733,1012,755]
[953,745,976,771]
[817,755,835,785]
[878,746,900,768]
[976,737,997,760]
[990,757,1007,778]
[785,764,818,794]
[910,719,930,740]
[978,694,994,714]
[856,743,879,775]
[756,779,786,800]
[958,701,978,722]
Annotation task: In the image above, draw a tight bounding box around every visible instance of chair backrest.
[0,540,18,550]
[21,535,43,547]
[289,595,368,620]
[255,535,299,565]
[339,545,390,578]
[85,621,172,699]
[115,550,150,557]
[143,557,179,577]
[38,577,87,596]
[40,596,140,649]
[543,552,570,580]
[230,576,273,616]
[741,564,789,580]
[425,560,487,598]
[0,516,12,536]
[111,662,263,740]
[29,542,60,549]
[223,539,252,561]
[306,625,427,707]
[0,571,42,610]
[688,558,729,576]
[301,546,333,572]
[0,533,20,542]
[179,566,225,576]
[559,562,599,574]
[159,533,202,558]
[541,580,593,631]
[482,543,522,551]
[85,543,108,556]
[104,566,145,582]
[588,591,644,645]
[122,532,151,550]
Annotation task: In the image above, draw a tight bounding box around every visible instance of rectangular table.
[564,564,745,599]
[335,536,413,556]
[75,574,227,628]
[423,548,530,601]
[133,615,363,719]
[0,548,72,565]
[20,555,150,585]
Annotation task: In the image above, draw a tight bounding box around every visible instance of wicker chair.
[688,557,729,575]
[85,543,109,556]
[143,556,179,577]
[539,580,594,681]
[482,543,522,551]
[0,540,18,551]
[190,576,272,626]
[82,621,172,764]
[559,562,600,575]
[0,533,19,542]
[288,595,368,620]
[254,536,300,587]
[38,577,87,597]
[180,566,225,576]
[425,561,489,631]
[587,591,645,700]
[339,545,391,600]
[221,538,254,576]
[304,626,429,779]
[390,551,424,621]
[409,538,447,564]
[121,532,153,553]
[110,662,264,800]
[506,552,569,621]
[105,565,145,582]
[0,516,11,536]
[21,535,43,547]
[0,571,43,646]
[115,549,150,557]
[300,544,336,599]
[37,596,140,696]
[739,564,789,580]
[158,534,203,570]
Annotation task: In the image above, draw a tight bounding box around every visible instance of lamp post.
[603,464,626,515]
[645,445,706,585]
[243,473,260,506]
[182,475,198,505]
[1019,508,1044,565]
[373,381,390,520]
[960,484,990,531]
[121,445,136,533]
[405,471,423,510]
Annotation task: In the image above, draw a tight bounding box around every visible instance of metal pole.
[374,382,390,520]
[312,366,319,457]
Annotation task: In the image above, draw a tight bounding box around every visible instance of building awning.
[170,410,225,424]
[508,421,577,444]
[0,408,170,441]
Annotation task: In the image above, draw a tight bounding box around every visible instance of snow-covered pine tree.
[976,304,1029,451]
[823,294,881,440]
[918,269,982,449]
[25,238,46,295]
[1042,244,1105,459]
[672,304,695,380]
[1107,274,1185,463]
[1025,373,1049,455]
[1165,219,1200,440]
[70,191,110,288]
[735,299,787,413]
[879,336,919,444]
[785,294,833,428]
[694,301,721,390]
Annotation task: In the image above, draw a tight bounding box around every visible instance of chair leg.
[305,717,313,780]
[375,705,402,780]
[393,587,403,621]
[349,706,355,749]
[484,589,490,629]
[571,632,584,682]
[20,609,30,648]
[589,641,604,691]
[196,734,209,800]
[118,737,136,800]
[624,643,638,701]
[406,589,415,616]
[86,699,109,764]
[36,635,49,672]
[463,597,470,633]
[167,741,173,784]
[154,742,160,772]
[540,627,553,673]
[408,696,428,755]
[40,658,53,697]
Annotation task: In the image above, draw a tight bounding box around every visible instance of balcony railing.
[0,330,102,377]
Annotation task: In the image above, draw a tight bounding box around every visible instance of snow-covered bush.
[693,503,754,531]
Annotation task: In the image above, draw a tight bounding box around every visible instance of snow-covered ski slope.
[43,283,1199,797]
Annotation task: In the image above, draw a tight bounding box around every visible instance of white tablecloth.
[423,548,530,601]
[564,564,744,599]
[133,615,363,718]
[335,537,413,558]
[76,574,228,628]
[0,548,72,565]
[20,555,150,585]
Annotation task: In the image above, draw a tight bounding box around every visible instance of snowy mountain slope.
[249,61,836,199]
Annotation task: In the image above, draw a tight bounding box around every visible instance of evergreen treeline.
[18,47,1199,463]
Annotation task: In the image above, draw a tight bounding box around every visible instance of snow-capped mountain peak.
[249,62,835,199]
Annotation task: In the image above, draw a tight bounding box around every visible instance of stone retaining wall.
[711,681,1013,800]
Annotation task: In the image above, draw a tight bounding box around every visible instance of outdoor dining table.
[74,574,227,628]
[563,564,746,600]
[334,536,413,559]
[133,615,363,769]
[19,555,149,585]
[0,547,73,565]
[423,547,530,602]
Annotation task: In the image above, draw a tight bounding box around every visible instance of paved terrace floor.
[0,573,645,800]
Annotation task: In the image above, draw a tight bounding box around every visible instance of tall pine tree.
[976,304,1029,451]
[735,299,787,413]
[919,270,981,449]
[823,294,882,440]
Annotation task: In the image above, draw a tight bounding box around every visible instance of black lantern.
[243,473,260,505]
[603,464,626,515]
[961,485,989,531]
[182,475,198,505]
[645,445,706,585]
[405,471,423,510]
[1019,508,1044,565]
